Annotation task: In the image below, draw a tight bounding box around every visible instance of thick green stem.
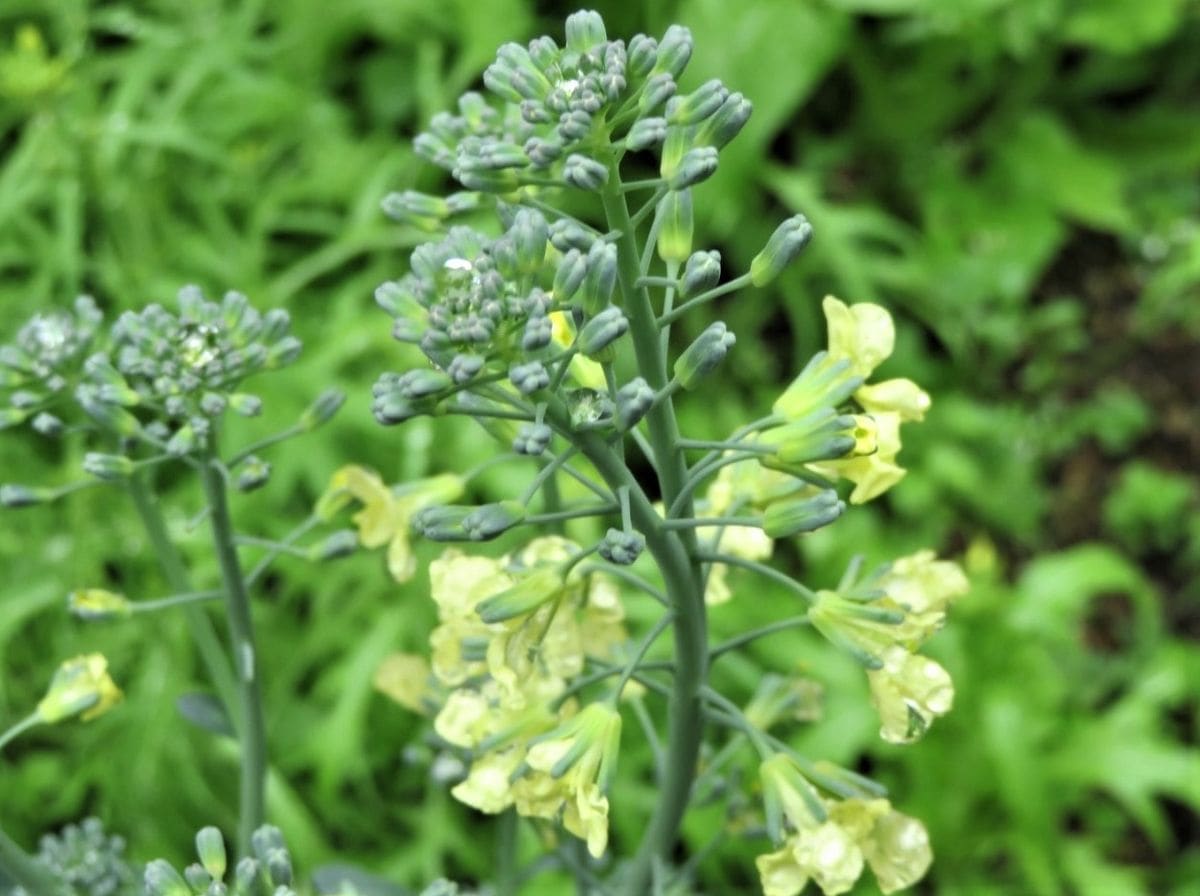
[601,160,708,889]
[126,474,240,721]
[200,455,267,858]
[0,824,65,896]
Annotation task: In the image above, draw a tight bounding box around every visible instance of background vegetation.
[1,0,1197,893]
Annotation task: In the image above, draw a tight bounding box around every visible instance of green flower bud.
[513,422,554,456]
[654,24,693,79]
[681,250,721,298]
[655,188,694,263]
[509,360,550,395]
[235,456,272,493]
[234,857,260,893]
[668,146,719,189]
[195,827,227,879]
[695,91,753,149]
[667,79,729,126]
[397,369,453,400]
[455,166,520,193]
[762,489,845,538]
[463,500,526,541]
[625,117,667,152]
[762,409,866,465]
[638,72,676,115]
[82,452,134,481]
[0,407,29,429]
[0,483,55,508]
[578,306,629,358]
[309,529,359,561]
[68,588,132,621]
[582,241,618,313]
[673,321,735,389]
[553,248,588,303]
[228,393,263,417]
[750,215,814,287]
[599,528,645,565]
[166,423,199,457]
[381,190,451,228]
[184,863,211,891]
[477,566,564,623]
[565,9,608,52]
[564,154,609,191]
[299,388,346,431]
[77,390,141,437]
[512,208,549,274]
[659,124,689,181]
[265,336,302,369]
[628,33,658,78]
[144,859,190,896]
[615,377,654,430]
[411,505,473,541]
[549,218,596,252]
[31,411,64,437]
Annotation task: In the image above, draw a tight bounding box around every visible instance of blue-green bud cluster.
[143,824,295,896]
[9,817,137,896]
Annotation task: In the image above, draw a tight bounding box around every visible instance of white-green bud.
[615,377,654,430]
[235,456,272,493]
[673,321,735,389]
[638,72,677,115]
[184,864,211,891]
[655,189,694,263]
[565,9,608,54]
[82,452,134,481]
[381,190,451,227]
[0,483,54,508]
[582,241,618,313]
[195,827,227,879]
[411,505,473,541]
[513,422,553,456]
[462,500,526,541]
[228,393,263,417]
[31,411,64,437]
[553,248,589,302]
[627,34,658,78]
[599,528,645,565]
[667,78,729,125]
[681,250,722,297]
[300,388,346,431]
[144,859,190,896]
[668,146,719,189]
[564,154,609,191]
[512,208,549,274]
[625,116,667,151]
[509,360,550,394]
[654,24,693,79]
[477,566,563,622]
[578,306,629,358]
[696,91,753,149]
[762,489,845,538]
[750,215,814,286]
[397,369,453,400]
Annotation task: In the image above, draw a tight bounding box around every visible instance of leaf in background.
[176,691,235,738]
[1064,0,1190,53]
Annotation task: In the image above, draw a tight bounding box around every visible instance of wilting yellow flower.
[316,465,462,582]
[867,646,954,745]
[827,799,933,894]
[453,748,524,814]
[524,702,622,858]
[877,550,969,639]
[373,653,433,714]
[36,654,122,723]
[67,588,131,621]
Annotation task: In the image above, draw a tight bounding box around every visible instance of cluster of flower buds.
[144,825,295,896]
[0,296,103,435]
[7,818,135,896]
[403,11,750,202]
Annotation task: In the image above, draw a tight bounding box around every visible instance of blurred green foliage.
[1,1,1197,894]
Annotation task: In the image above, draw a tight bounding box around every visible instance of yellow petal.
[855,379,931,422]
[823,296,894,378]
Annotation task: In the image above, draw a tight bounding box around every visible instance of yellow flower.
[373,653,433,714]
[317,465,462,582]
[867,646,954,745]
[811,412,906,504]
[877,550,969,638]
[524,702,622,858]
[452,748,523,814]
[827,799,932,894]
[36,654,122,723]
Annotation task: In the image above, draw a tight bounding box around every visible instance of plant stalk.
[200,453,267,857]
[0,824,65,896]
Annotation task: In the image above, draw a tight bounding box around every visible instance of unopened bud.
[655,189,693,263]
[681,250,721,298]
[549,219,596,252]
[615,377,654,430]
[513,422,554,456]
[144,859,190,896]
[0,484,54,508]
[509,360,550,395]
[553,249,589,303]
[638,72,677,115]
[477,567,562,623]
[184,864,211,891]
[397,369,453,400]
[673,321,735,389]
[512,208,549,274]
[762,489,845,538]
[625,116,667,151]
[696,91,753,149]
[36,653,122,723]
[564,154,609,191]
[667,79,729,126]
[578,307,629,358]
[668,146,719,189]
[599,528,645,565]
[627,34,658,78]
[300,388,345,431]
[32,412,64,437]
[582,241,618,313]
[750,215,814,286]
[228,393,263,417]
[82,452,134,481]
[411,505,473,541]
[381,190,451,227]
[523,315,553,351]
[236,456,272,493]
[463,500,526,541]
[565,9,608,53]
[654,25,693,79]
[196,827,227,880]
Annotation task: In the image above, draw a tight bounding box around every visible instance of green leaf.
[175,692,235,738]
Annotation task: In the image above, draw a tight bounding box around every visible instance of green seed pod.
[681,250,721,298]
[655,189,694,263]
[761,489,845,538]
[564,153,609,191]
[578,306,629,358]
[673,321,735,389]
[750,215,814,287]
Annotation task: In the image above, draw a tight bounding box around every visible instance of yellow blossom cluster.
[378,536,628,857]
[810,550,968,744]
[757,755,932,896]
